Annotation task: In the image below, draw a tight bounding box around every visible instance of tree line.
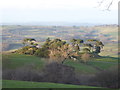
[16,38,104,63]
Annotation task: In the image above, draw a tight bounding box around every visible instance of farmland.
[1,25,118,57]
[2,52,118,88]
[2,53,118,73]
[2,25,119,88]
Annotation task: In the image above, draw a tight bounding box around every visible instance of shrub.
[35,48,49,58]
[80,53,91,63]
[89,66,119,88]
[3,62,79,84]
[2,64,43,82]
[2,57,11,70]
[16,46,38,55]
[42,62,79,84]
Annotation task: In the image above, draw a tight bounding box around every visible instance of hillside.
[2,53,118,73]
[2,53,118,88]
[2,25,119,89]
[1,25,118,57]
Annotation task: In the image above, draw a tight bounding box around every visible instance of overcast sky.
[0,0,118,24]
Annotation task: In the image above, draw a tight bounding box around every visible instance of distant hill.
[1,22,104,26]
[1,25,118,57]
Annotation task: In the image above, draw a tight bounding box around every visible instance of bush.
[35,48,49,58]
[2,62,79,84]
[42,62,79,84]
[2,57,11,70]
[17,46,38,55]
[3,65,43,82]
[80,53,91,63]
[89,66,119,88]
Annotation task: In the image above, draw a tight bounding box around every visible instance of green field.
[64,60,98,74]
[2,53,45,70]
[2,80,98,88]
[3,53,118,73]
[2,53,118,88]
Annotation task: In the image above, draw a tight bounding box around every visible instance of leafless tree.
[96,0,116,11]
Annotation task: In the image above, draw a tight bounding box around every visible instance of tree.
[96,41,104,49]
[42,62,78,84]
[94,45,101,54]
[47,39,70,63]
[96,0,115,11]
[20,38,105,63]
[35,48,49,58]
[86,39,104,54]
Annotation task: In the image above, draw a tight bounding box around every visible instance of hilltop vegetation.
[15,38,104,64]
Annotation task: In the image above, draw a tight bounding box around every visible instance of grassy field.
[99,43,118,57]
[64,60,98,74]
[2,53,45,70]
[3,53,118,73]
[2,80,99,88]
[2,53,118,88]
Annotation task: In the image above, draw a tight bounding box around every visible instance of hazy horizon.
[0,22,118,26]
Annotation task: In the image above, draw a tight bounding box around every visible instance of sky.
[0,0,118,24]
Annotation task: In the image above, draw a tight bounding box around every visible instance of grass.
[99,43,118,57]
[64,60,98,74]
[2,52,118,89]
[2,53,118,73]
[88,61,118,70]
[95,57,118,62]
[2,80,98,88]
[2,53,45,70]
[85,56,118,70]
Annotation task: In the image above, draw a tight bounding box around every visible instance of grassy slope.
[2,80,98,88]
[2,53,118,88]
[3,53,118,73]
[64,60,98,74]
[87,57,118,70]
[2,53,45,70]
[99,43,118,57]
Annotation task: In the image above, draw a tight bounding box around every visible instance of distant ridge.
[0,22,103,26]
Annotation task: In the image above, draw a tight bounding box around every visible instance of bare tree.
[96,0,115,11]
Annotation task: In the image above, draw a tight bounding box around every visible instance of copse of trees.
[17,38,104,63]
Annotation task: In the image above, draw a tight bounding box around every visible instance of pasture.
[2,53,118,88]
